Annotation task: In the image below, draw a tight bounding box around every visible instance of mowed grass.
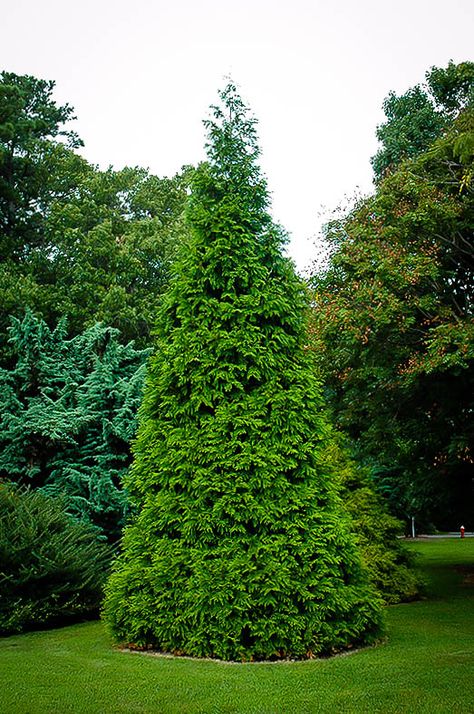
[1,539,473,713]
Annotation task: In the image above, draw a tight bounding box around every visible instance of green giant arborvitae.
[104,84,383,660]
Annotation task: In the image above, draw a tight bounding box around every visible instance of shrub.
[343,470,422,603]
[0,313,150,540]
[0,484,111,634]
[326,438,422,604]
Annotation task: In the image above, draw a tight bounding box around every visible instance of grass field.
[1,539,473,713]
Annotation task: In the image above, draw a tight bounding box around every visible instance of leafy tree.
[311,102,474,529]
[0,71,189,351]
[427,60,474,116]
[0,72,82,260]
[371,60,474,181]
[0,312,150,539]
[0,484,111,634]
[371,86,446,182]
[103,83,383,661]
[31,163,188,346]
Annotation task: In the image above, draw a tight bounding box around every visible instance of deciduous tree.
[312,93,474,529]
[371,60,474,182]
[0,71,189,351]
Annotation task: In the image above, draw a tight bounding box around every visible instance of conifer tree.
[0,312,149,539]
[104,83,382,660]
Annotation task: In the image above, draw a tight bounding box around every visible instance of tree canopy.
[0,71,189,352]
[0,71,82,259]
[311,63,474,529]
[371,60,474,182]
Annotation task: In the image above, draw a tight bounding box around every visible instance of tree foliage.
[371,86,446,182]
[371,60,474,182]
[0,312,149,539]
[0,71,189,351]
[104,83,383,661]
[0,484,111,634]
[312,86,474,528]
[0,71,82,258]
[329,438,422,603]
[427,60,474,116]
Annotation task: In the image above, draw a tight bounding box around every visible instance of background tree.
[0,484,111,634]
[0,312,150,540]
[104,83,382,661]
[427,60,474,116]
[0,71,189,353]
[311,65,474,529]
[371,60,474,181]
[0,71,82,259]
[371,86,446,182]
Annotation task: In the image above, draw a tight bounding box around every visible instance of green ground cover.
[1,539,473,713]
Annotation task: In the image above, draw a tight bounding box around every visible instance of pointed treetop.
[201,81,269,206]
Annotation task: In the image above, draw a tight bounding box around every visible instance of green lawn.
[1,539,473,713]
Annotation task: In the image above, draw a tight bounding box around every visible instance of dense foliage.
[1,66,438,638]
[371,60,474,181]
[104,84,383,661]
[0,484,111,634]
[0,312,149,540]
[0,71,189,352]
[311,64,474,529]
[0,71,82,256]
[332,440,421,603]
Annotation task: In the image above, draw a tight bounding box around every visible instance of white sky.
[1,0,473,272]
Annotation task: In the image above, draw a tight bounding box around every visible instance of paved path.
[410,533,474,539]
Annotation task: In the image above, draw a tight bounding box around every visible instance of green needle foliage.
[330,439,422,604]
[0,312,150,540]
[104,83,383,661]
[0,484,111,634]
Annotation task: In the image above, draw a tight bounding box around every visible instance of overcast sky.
[2,0,473,272]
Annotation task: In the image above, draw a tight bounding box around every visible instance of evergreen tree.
[104,83,382,661]
[0,312,149,539]
[327,437,421,604]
